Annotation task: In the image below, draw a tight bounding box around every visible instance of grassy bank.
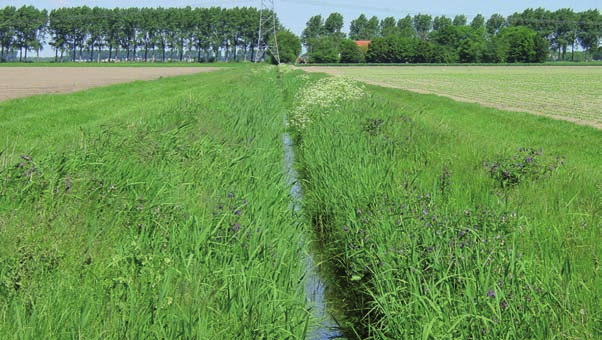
[0,66,313,338]
[288,70,601,338]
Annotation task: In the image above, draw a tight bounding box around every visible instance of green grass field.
[301,66,602,128]
[287,67,601,338]
[1,64,600,339]
[0,66,317,339]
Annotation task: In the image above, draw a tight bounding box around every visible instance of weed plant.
[0,67,314,338]
[289,72,601,338]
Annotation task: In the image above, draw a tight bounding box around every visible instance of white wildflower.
[290,76,365,129]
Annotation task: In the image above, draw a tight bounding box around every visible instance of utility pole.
[255,0,280,64]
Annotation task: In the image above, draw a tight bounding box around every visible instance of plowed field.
[0,67,217,102]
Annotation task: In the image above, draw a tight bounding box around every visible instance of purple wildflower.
[488,290,495,298]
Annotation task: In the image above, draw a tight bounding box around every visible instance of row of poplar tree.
[302,9,602,63]
[0,6,276,63]
[1,5,601,64]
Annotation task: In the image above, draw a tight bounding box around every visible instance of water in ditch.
[282,131,342,339]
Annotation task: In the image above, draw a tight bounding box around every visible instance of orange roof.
[355,40,371,47]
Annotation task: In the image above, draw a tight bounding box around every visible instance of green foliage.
[339,39,364,63]
[349,14,379,41]
[497,26,549,63]
[484,147,565,188]
[324,12,345,40]
[308,36,339,63]
[366,36,448,63]
[270,29,301,64]
[301,14,324,49]
[413,13,433,40]
[44,6,268,63]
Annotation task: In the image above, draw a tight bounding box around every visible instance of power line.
[256,0,279,64]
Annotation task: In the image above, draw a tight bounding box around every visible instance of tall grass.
[289,71,601,339]
[0,66,315,339]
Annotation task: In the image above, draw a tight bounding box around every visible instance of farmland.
[301,66,602,129]
[1,65,601,339]
[0,67,217,102]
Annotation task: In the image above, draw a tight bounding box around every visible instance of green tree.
[433,16,452,32]
[577,9,602,60]
[470,14,485,31]
[498,26,548,63]
[339,38,363,63]
[508,7,555,56]
[486,13,506,35]
[324,12,345,40]
[457,38,482,63]
[553,8,578,61]
[349,14,368,40]
[397,15,415,38]
[309,36,338,63]
[302,15,324,52]
[366,35,445,63]
[13,5,46,62]
[105,8,121,61]
[269,29,300,64]
[236,7,259,62]
[190,8,206,61]
[413,14,432,40]
[87,7,106,62]
[0,7,17,62]
[380,17,398,37]
[430,25,484,62]
[366,16,380,40]
[453,14,467,26]
[48,8,71,62]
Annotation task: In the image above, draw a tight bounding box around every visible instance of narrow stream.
[282,131,342,339]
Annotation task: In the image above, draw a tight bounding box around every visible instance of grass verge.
[0,66,313,339]
[288,70,601,339]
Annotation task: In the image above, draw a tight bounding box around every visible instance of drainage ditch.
[283,131,342,339]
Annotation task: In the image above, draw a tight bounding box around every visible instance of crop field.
[302,66,602,129]
[1,65,601,339]
[0,67,217,102]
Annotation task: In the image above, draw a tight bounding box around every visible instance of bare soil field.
[0,67,217,102]
[301,66,602,129]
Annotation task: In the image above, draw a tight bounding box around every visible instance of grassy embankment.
[286,69,601,339]
[0,66,315,339]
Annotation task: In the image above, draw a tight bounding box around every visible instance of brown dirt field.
[0,67,218,102]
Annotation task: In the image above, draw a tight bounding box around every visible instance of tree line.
[1,5,601,64]
[302,8,602,63]
[0,5,277,63]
